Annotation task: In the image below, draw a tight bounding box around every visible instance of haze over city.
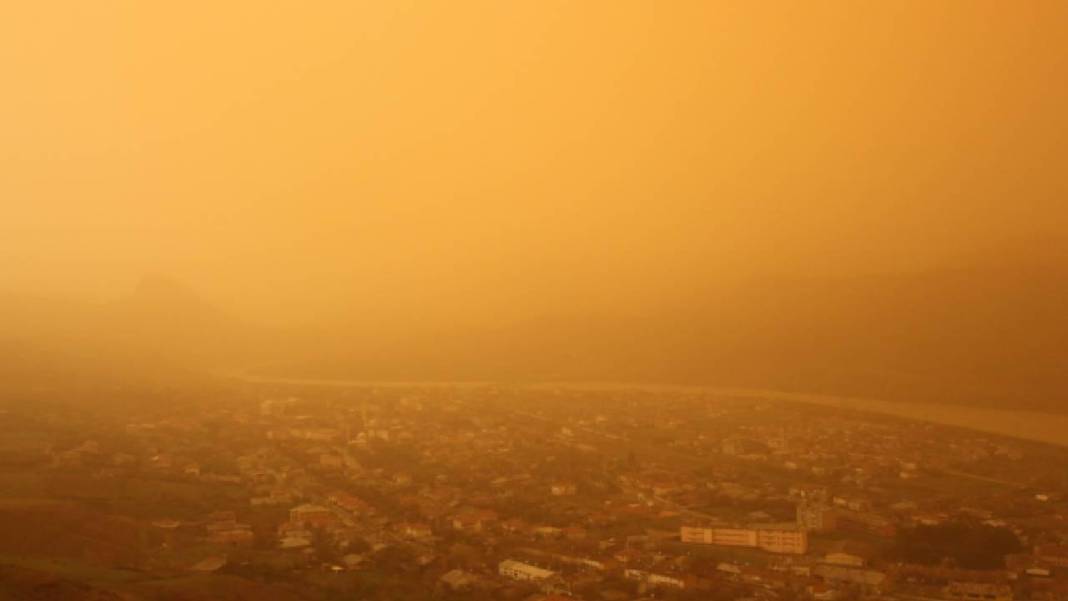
[2,2,1068,600]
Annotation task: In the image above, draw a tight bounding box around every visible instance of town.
[2,381,1067,601]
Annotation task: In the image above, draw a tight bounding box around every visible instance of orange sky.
[2,1,1066,327]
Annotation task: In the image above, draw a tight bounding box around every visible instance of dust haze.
[3,1,1067,408]
[2,5,1068,599]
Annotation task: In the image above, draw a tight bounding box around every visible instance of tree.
[891,520,1022,570]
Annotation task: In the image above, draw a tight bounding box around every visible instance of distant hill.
[0,277,271,396]
[3,245,1067,413]
[277,250,1068,413]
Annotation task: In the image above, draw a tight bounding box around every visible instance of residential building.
[624,569,685,589]
[944,582,1013,601]
[680,525,807,554]
[289,503,336,528]
[551,482,577,496]
[499,559,557,582]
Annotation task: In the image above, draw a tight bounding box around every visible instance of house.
[501,518,530,535]
[822,541,874,567]
[623,569,685,590]
[289,503,337,528]
[329,492,373,515]
[944,582,1013,601]
[722,437,768,456]
[808,583,841,601]
[208,510,237,523]
[824,551,866,567]
[341,553,365,569]
[290,427,341,441]
[320,453,343,468]
[812,565,887,589]
[534,526,564,539]
[277,518,318,547]
[564,526,587,541]
[190,556,227,572]
[797,500,836,532]
[499,559,557,582]
[251,495,284,506]
[397,522,433,539]
[551,482,577,496]
[717,562,742,576]
[452,509,497,532]
[439,569,477,591]
[1034,544,1068,568]
[652,481,680,497]
[272,487,297,502]
[204,510,252,547]
[279,528,312,549]
[207,524,254,545]
[453,512,484,532]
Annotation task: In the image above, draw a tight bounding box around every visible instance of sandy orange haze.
[2,1,1067,335]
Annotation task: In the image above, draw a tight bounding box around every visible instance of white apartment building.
[680,525,808,554]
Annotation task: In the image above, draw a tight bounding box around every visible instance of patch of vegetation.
[890,520,1022,570]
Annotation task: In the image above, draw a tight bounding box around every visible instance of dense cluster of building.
[23,383,1068,600]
